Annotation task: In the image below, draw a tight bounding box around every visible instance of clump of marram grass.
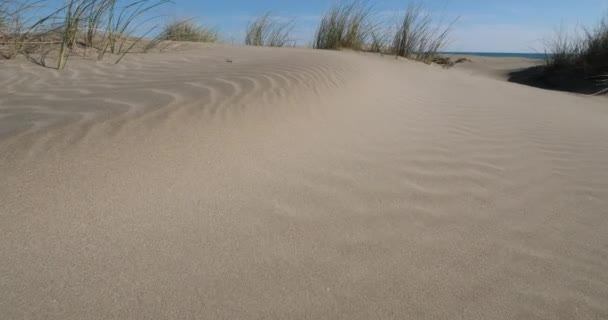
[509,15,608,95]
[52,0,171,68]
[545,14,608,78]
[245,12,294,47]
[313,0,372,50]
[312,0,456,64]
[160,20,218,42]
[517,13,608,94]
[391,2,457,63]
[0,0,171,68]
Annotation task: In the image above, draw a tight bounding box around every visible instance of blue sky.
[166,0,608,52]
[166,0,606,52]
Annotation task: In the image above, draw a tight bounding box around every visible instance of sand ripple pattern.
[1,47,608,319]
[0,47,350,155]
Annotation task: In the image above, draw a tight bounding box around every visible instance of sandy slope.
[1,45,607,320]
[448,55,542,80]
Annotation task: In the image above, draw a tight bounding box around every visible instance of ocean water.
[442,52,547,60]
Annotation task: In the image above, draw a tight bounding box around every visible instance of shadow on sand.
[508,66,608,96]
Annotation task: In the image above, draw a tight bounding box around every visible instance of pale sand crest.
[1,45,608,319]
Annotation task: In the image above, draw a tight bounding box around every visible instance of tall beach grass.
[313,0,456,64]
[391,2,457,63]
[96,0,170,63]
[545,14,608,79]
[245,13,294,47]
[0,0,171,68]
[313,0,372,50]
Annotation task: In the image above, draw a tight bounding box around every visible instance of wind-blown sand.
[1,45,607,319]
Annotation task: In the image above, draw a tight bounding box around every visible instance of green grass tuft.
[313,0,456,64]
[313,0,372,50]
[391,2,457,63]
[245,13,294,47]
[545,14,608,78]
[0,0,171,68]
[161,20,218,43]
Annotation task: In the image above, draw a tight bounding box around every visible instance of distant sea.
[442,52,547,60]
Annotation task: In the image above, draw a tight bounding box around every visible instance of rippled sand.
[1,45,607,319]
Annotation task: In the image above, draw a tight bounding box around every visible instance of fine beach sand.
[1,45,607,319]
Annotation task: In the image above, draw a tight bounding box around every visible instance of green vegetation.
[313,0,457,64]
[2,0,460,69]
[508,15,608,95]
[160,20,218,42]
[369,28,390,53]
[0,0,170,68]
[56,0,91,69]
[392,2,457,63]
[545,14,608,79]
[313,0,371,50]
[96,0,170,63]
[245,12,294,47]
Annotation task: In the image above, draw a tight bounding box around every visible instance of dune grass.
[545,14,608,79]
[245,13,294,47]
[160,20,218,42]
[98,0,170,62]
[56,0,92,69]
[0,1,22,58]
[313,0,372,50]
[526,13,608,94]
[84,0,112,48]
[313,0,456,65]
[5,0,456,69]
[508,15,608,95]
[0,0,171,68]
[391,2,457,63]
[369,25,390,53]
[0,0,51,59]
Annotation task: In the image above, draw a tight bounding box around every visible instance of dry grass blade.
[98,0,170,61]
[57,0,94,69]
[85,0,112,47]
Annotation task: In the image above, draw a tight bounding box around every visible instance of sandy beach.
[1,45,607,319]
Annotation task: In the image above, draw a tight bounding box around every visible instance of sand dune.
[1,45,608,319]
[448,55,542,80]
